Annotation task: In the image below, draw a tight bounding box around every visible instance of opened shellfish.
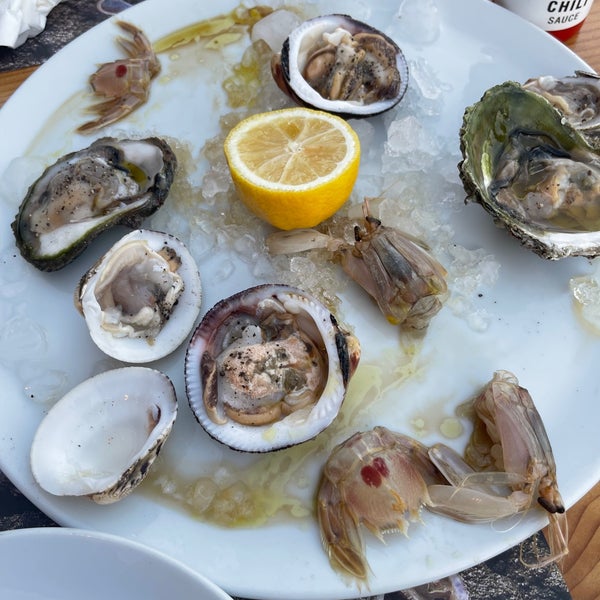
[459,78,600,259]
[75,229,202,363]
[12,137,177,271]
[185,284,360,452]
[271,14,409,117]
[523,71,600,149]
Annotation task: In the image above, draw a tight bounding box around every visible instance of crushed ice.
[148,0,500,332]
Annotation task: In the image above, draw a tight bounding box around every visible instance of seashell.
[12,137,177,271]
[185,284,360,452]
[459,79,600,259]
[271,14,409,118]
[30,367,177,504]
[75,229,202,363]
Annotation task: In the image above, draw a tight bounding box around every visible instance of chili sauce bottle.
[494,0,595,41]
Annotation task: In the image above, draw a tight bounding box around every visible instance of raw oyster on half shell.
[459,79,600,259]
[75,229,202,363]
[185,284,360,452]
[12,137,177,271]
[30,367,177,504]
[271,14,409,117]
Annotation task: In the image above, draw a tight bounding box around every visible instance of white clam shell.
[77,229,202,363]
[30,367,177,504]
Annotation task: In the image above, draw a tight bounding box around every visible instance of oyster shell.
[459,80,600,259]
[271,14,409,117]
[12,137,177,271]
[30,367,177,504]
[185,284,360,452]
[76,229,202,363]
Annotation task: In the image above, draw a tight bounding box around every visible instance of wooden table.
[1,3,599,599]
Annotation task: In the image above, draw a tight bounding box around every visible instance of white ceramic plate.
[0,1,599,599]
[0,527,233,600]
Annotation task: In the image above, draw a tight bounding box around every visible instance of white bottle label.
[495,0,594,32]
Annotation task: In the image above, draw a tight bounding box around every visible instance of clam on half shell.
[75,229,202,363]
[185,284,361,452]
[271,14,409,118]
[459,78,600,259]
[30,367,177,504]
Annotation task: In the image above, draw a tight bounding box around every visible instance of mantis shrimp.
[78,21,160,133]
[316,370,568,582]
[267,199,448,330]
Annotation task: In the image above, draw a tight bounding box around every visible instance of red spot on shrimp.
[115,64,128,77]
[361,457,389,487]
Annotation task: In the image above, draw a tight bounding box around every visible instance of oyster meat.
[459,80,600,259]
[12,137,177,271]
[185,284,360,452]
[76,229,202,363]
[271,14,409,117]
[523,71,600,149]
[30,367,177,504]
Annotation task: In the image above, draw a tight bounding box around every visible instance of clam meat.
[459,80,600,259]
[12,137,177,271]
[76,229,202,363]
[30,367,177,504]
[271,14,409,117]
[185,284,360,452]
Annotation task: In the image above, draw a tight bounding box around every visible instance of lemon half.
[224,107,361,230]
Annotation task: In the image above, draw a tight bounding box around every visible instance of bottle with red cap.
[494,0,594,41]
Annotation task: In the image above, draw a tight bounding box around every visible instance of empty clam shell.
[30,367,177,504]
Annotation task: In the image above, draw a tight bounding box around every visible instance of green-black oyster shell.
[459,80,600,259]
[11,136,177,271]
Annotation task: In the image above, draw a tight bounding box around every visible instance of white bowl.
[0,527,234,600]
